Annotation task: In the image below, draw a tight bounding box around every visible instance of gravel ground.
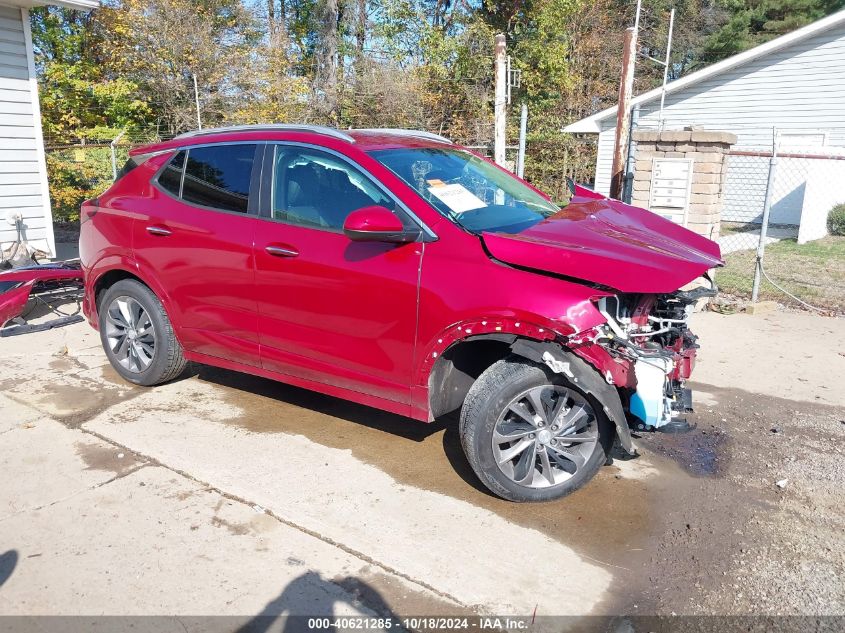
[626,309,845,616]
[633,384,845,615]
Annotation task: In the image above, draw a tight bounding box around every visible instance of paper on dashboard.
[427,182,486,213]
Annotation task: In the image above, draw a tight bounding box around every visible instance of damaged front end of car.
[477,182,724,446]
[566,275,718,437]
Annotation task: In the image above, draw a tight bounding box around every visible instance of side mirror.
[343,206,419,243]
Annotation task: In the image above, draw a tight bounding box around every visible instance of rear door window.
[181,145,257,213]
[117,153,153,181]
[158,150,186,196]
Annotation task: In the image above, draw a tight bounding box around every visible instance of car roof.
[129,125,456,156]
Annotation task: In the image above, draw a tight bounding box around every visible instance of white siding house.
[565,9,845,210]
[0,0,96,258]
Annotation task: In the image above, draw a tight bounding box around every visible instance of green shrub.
[45,146,124,222]
[828,203,845,236]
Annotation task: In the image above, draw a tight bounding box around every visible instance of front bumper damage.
[567,277,718,445]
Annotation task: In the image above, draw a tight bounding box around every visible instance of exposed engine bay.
[568,276,718,432]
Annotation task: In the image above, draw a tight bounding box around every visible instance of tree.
[98,0,264,134]
[698,0,845,62]
[313,0,340,121]
[30,6,151,142]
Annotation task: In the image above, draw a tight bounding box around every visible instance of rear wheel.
[98,279,186,386]
[459,355,613,502]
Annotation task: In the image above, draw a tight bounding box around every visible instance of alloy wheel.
[492,385,598,488]
[104,296,156,373]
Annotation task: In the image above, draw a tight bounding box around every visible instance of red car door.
[131,144,261,365]
[253,144,423,405]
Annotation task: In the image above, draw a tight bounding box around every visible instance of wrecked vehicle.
[79,125,722,502]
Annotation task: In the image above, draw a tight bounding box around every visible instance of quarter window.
[181,145,256,213]
[158,150,185,197]
[270,146,394,230]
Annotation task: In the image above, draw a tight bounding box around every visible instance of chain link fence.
[465,136,597,203]
[716,129,845,313]
[46,129,598,222]
[44,142,137,223]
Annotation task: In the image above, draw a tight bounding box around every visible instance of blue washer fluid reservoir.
[629,357,674,428]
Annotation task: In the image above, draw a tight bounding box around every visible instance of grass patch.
[720,222,755,236]
[717,235,845,312]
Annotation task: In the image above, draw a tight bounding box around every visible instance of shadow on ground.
[238,572,400,633]
[0,550,18,589]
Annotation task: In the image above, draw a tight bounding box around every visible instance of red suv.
[80,125,722,502]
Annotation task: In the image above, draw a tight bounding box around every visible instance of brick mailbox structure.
[630,129,737,239]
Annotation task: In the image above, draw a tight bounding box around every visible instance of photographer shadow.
[238,571,400,633]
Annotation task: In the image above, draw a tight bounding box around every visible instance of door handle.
[146,225,172,236]
[265,245,299,258]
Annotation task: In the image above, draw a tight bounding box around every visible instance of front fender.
[414,316,561,389]
[410,316,564,420]
[507,339,636,455]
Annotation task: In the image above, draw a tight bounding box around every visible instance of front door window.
[270,146,395,230]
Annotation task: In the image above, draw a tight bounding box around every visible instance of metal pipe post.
[493,34,507,167]
[193,73,202,130]
[622,104,640,203]
[110,129,126,181]
[517,104,527,178]
[657,9,675,127]
[751,129,779,303]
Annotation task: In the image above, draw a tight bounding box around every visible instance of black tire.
[98,279,187,386]
[459,355,614,502]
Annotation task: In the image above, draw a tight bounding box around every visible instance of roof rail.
[175,124,356,143]
[354,128,453,145]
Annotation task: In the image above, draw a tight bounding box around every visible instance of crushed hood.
[481,185,723,293]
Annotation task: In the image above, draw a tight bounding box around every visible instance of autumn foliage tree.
[31,0,845,219]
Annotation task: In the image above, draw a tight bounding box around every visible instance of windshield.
[368,147,561,234]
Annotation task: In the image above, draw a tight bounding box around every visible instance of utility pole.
[517,104,528,178]
[494,33,507,167]
[610,27,637,199]
[192,73,202,130]
[622,104,640,203]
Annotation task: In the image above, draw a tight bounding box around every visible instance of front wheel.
[459,355,613,502]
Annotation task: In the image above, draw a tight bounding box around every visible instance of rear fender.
[85,256,178,334]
